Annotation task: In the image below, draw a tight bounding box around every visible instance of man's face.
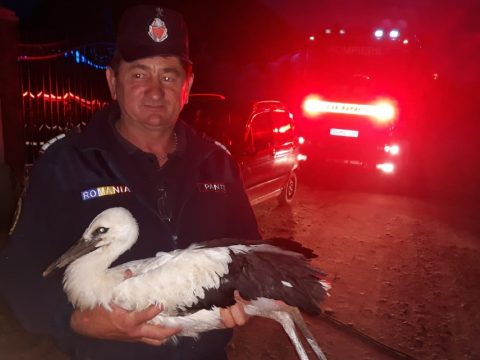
[106,56,193,131]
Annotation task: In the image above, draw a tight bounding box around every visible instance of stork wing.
[112,252,174,276]
[110,246,234,313]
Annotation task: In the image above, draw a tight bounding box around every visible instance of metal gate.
[17,42,114,164]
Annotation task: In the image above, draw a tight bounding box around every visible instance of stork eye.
[93,227,109,237]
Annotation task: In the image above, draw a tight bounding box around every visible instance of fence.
[17,42,114,163]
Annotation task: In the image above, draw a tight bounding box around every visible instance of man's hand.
[69,268,179,346]
[70,304,181,346]
[220,290,250,328]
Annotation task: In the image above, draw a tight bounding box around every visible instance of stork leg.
[245,299,328,360]
[285,306,328,360]
[151,308,224,338]
[245,303,309,360]
[267,311,310,360]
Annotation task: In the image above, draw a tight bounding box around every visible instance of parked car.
[181,94,300,205]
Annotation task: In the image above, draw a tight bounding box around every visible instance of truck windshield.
[304,35,427,100]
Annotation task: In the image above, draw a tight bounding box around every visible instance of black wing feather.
[182,238,328,315]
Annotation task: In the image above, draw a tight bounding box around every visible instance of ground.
[228,172,480,360]
[1,166,479,359]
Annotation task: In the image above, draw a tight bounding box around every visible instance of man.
[0,5,260,359]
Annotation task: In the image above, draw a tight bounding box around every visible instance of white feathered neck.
[63,207,139,309]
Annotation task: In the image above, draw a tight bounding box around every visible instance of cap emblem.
[148,18,168,42]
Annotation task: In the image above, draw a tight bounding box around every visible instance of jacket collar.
[78,102,216,166]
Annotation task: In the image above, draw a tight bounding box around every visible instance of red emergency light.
[301,94,397,125]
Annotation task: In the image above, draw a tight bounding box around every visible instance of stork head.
[43,207,139,277]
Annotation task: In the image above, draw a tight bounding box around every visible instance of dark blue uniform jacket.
[0,103,260,360]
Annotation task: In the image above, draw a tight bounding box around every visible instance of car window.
[182,101,228,134]
[181,97,250,153]
[251,112,273,152]
[182,99,228,141]
[272,111,294,147]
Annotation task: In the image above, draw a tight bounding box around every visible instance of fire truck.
[295,26,432,175]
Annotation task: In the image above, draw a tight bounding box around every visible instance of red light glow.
[302,95,324,117]
[376,163,395,174]
[273,123,292,134]
[22,91,108,110]
[302,94,397,125]
[384,144,400,155]
[297,154,308,161]
[372,101,396,124]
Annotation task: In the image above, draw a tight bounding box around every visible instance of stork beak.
[43,237,101,277]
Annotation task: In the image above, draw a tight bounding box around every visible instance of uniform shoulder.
[200,136,233,159]
[38,128,82,159]
[182,121,232,157]
[211,139,231,156]
[39,133,67,155]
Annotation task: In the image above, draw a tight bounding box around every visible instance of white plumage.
[44,207,331,360]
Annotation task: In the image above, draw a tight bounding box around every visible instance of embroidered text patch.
[197,182,226,193]
[81,185,131,200]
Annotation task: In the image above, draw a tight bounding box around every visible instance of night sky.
[2,0,303,64]
[2,0,479,83]
[3,2,478,47]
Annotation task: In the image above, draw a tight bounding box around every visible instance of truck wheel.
[278,171,297,205]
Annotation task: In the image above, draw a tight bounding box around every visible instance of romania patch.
[81,185,131,201]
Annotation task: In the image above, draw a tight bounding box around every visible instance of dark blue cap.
[116,5,191,63]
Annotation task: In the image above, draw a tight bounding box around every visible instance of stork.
[43,207,331,360]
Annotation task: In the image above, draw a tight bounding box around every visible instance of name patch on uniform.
[81,185,131,200]
[197,182,226,193]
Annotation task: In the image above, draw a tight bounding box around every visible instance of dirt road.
[227,170,480,360]
[1,171,480,360]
